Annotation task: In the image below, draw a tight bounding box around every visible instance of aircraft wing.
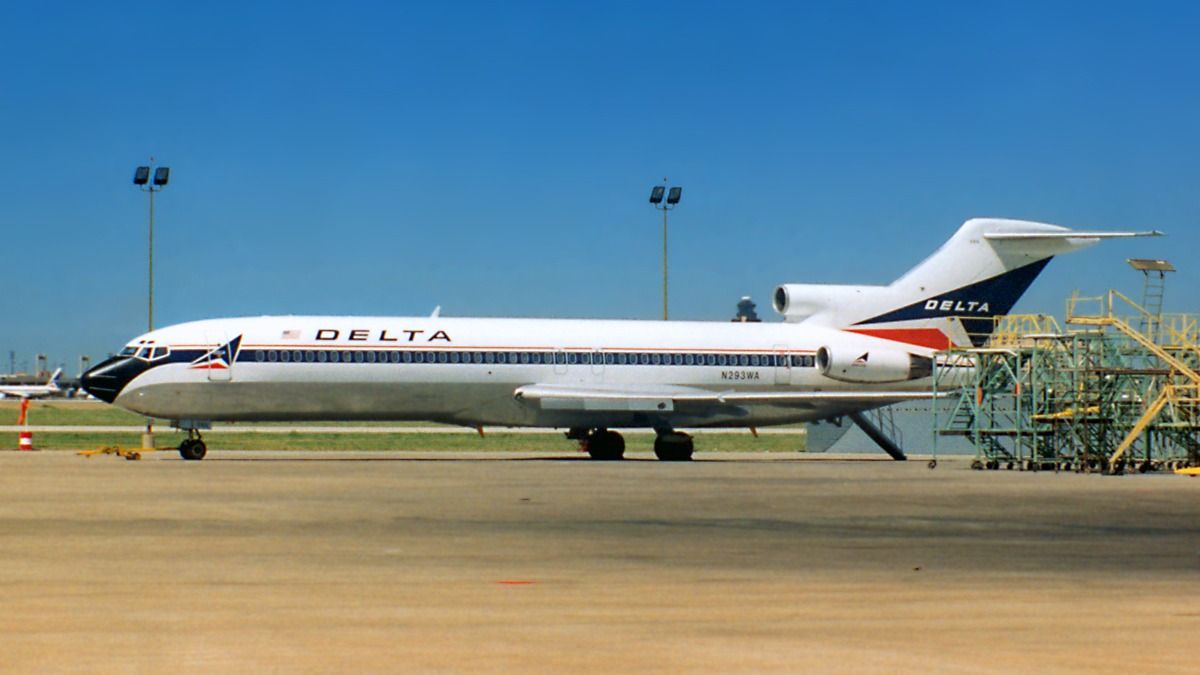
[513,383,940,413]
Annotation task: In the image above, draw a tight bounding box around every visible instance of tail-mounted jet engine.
[816,346,933,384]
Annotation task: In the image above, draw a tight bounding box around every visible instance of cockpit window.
[127,341,170,362]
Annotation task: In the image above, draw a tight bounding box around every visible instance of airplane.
[0,368,63,400]
[81,218,1158,461]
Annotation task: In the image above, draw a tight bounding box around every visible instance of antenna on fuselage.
[430,305,441,318]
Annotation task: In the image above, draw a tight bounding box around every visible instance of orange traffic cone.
[17,399,34,451]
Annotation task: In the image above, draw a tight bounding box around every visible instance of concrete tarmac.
[1,450,1197,673]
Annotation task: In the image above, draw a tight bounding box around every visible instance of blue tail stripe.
[854,257,1052,328]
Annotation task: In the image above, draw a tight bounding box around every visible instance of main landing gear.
[570,428,625,460]
[653,430,694,461]
[178,429,207,461]
[567,427,695,461]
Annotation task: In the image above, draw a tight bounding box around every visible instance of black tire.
[179,439,207,461]
[653,433,694,461]
[586,430,624,461]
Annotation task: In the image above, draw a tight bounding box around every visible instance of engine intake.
[772,283,891,323]
[816,346,933,384]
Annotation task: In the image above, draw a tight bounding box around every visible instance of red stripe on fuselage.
[844,327,952,350]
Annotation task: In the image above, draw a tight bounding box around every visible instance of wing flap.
[513,384,940,411]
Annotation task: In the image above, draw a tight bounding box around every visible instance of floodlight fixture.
[132,159,171,447]
[649,182,684,320]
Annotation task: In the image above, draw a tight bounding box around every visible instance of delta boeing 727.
[81,218,1156,460]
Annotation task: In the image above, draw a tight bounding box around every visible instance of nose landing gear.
[178,429,207,461]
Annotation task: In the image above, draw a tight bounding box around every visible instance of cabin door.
[204,332,235,382]
[773,345,791,385]
[590,349,605,382]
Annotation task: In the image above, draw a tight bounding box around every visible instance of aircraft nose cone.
[81,357,146,404]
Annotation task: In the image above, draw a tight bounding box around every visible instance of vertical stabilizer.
[774,218,1160,349]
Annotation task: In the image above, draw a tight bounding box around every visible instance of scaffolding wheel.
[927,459,937,470]
[970,460,983,471]
[1005,462,1014,471]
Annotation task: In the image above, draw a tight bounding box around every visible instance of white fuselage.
[102,315,940,429]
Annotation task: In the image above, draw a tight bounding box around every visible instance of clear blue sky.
[2,1,1196,373]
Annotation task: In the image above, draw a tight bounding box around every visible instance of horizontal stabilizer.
[983,230,1163,240]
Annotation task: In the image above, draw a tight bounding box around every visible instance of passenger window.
[365,351,376,363]
[716,354,728,366]
[317,351,328,363]
[254,350,264,362]
[329,351,340,363]
[684,354,694,366]
[555,352,566,365]
[305,351,315,362]
[391,351,401,363]
[567,353,578,365]
[435,352,447,363]
[268,350,278,362]
[402,351,413,363]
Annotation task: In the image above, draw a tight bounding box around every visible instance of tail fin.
[47,368,62,386]
[774,218,1160,349]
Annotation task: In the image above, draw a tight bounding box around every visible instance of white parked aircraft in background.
[0,368,63,399]
[82,218,1157,461]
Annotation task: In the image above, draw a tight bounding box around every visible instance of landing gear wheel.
[927,459,937,470]
[585,429,625,461]
[179,438,207,461]
[654,432,694,461]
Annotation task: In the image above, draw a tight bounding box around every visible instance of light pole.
[649,183,682,320]
[133,164,170,331]
[133,163,169,448]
